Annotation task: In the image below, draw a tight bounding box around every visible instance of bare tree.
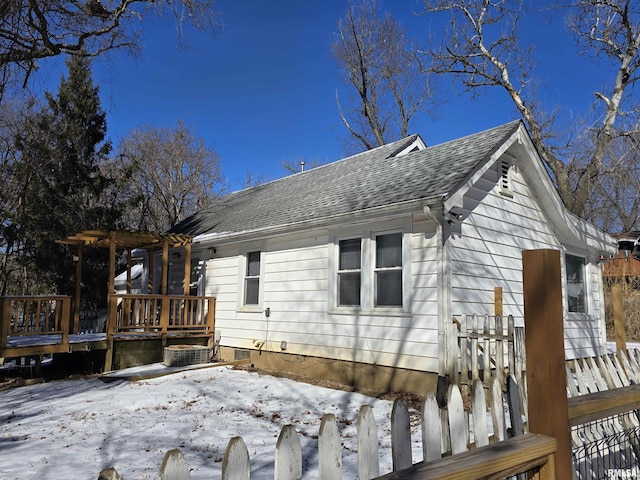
[332,0,434,152]
[116,120,226,232]
[582,134,640,233]
[422,0,640,222]
[0,0,219,99]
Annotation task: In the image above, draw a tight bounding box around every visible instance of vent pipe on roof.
[300,161,305,172]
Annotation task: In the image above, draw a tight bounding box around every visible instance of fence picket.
[222,437,250,480]
[471,314,479,381]
[490,376,506,442]
[97,467,122,480]
[448,385,467,455]
[159,449,191,480]
[391,399,411,472]
[482,314,491,376]
[357,405,380,480]
[506,374,524,437]
[274,425,302,480]
[460,314,469,382]
[471,379,489,447]
[318,414,342,480]
[421,392,442,461]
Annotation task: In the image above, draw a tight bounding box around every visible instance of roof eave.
[193,197,438,246]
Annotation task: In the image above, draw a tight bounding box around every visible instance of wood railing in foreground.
[97,377,556,480]
[0,295,71,350]
[107,294,215,336]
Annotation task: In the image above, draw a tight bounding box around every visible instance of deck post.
[73,245,83,334]
[126,248,132,294]
[147,248,154,294]
[0,297,9,350]
[612,283,626,352]
[60,296,71,347]
[522,249,572,480]
[207,297,216,343]
[108,231,116,296]
[161,238,169,295]
[184,242,191,296]
[104,295,118,372]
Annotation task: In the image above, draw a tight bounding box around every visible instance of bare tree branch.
[332,0,434,152]
[0,0,220,99]
[422,0,640,221]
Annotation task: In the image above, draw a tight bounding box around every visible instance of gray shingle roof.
[170,121,522,238]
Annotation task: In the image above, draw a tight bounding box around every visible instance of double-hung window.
[244,251,261,305]
[375,233,403,307]
[338,239,361,306]
[565,253,586,313]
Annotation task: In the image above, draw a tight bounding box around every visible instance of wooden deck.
[0,294,216,370]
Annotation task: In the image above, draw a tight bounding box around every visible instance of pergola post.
[161,238,169,296]
[147,249,154,293]
[105,231,117,372]
[126,248,132,294]
[73,245,83,334]
[184,242,191,296]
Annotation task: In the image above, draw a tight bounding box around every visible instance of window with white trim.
[338,238,361,306]
[565,253,587,313]
[331,229,407,311]
[244,251,261,305]
[375,233,403,307]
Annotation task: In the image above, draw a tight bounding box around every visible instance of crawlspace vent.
[234,349,251,361]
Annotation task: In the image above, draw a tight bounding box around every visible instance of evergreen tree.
[12,55,120,308]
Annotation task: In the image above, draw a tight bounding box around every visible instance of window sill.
[237,306,263,314]
[566,312,592,322]
[328,307,412,317]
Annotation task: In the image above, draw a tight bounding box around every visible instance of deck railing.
[0,295,71,350]
[108,294,216,336]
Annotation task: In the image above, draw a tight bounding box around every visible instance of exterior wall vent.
[234,349,251,361]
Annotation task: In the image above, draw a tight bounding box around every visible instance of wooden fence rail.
[109,294,215,335]
[97,375,556,479]
[0,295,71,350]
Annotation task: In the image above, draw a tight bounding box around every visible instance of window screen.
[338,239,361,306]
[244,251,261,305]
[566,254,586,313]
[375,233,402,307]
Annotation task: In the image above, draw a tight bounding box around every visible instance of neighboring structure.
[149,121,615,392]
[603,232,640,287]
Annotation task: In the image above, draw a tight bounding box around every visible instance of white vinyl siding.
[449,155,605,359]
[207,223,440,373]
[450,162,560,322]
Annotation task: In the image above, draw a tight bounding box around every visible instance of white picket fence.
[96,376,526,480]
[450,314,527,412]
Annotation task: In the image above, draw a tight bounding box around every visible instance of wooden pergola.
[56,229,194,332]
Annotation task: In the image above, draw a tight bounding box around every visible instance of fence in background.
[96,377,556,480]
[450,313,527,412]
[567,349,640,479]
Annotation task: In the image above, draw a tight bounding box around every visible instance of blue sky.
[32,0,604,191]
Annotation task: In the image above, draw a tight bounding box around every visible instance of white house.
[159,121,616,392]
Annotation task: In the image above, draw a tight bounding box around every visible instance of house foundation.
[218,346,438,396]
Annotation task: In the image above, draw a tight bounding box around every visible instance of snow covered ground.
[0,365,423,480]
